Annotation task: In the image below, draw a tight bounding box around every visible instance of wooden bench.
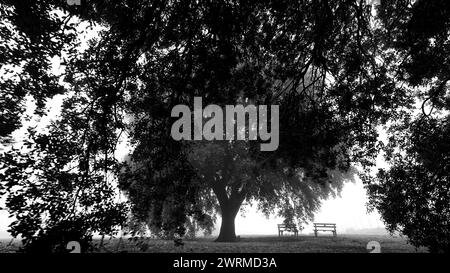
[277,224,299,237]
[313,223,337,237]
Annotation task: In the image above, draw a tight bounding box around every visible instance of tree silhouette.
[110,0,397,241]
[0,0,128,251]
[2,0,448,249]
[366,0,450,252]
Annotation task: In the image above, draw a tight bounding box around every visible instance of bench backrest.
[313,223,336,227]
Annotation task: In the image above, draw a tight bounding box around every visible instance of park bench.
[313,223,337,237]
[277,224,299,237]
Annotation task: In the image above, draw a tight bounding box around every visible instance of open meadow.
[0,234,427,253]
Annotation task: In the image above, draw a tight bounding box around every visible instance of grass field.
[0,234,427,253]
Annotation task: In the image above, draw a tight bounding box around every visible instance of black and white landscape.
[0,0,449,254]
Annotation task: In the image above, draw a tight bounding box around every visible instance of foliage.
[0,0,128,251]
[1,0,449,249]
[0,0,81,137]
[365,0,450,252]
[113,0,399,240]
[368,117,450,253]
[0,124,127,252]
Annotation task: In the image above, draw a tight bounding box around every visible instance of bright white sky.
[233,178,386,236]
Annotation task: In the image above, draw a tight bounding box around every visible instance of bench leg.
[314,230,318,237]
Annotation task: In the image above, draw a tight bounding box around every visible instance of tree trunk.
[215,207,238,242]
[210,178,245,242]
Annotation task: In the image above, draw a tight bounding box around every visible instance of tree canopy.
[366,0,450,253]
[0,0,449,251]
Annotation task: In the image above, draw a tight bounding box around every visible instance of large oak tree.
[2,0,444,250]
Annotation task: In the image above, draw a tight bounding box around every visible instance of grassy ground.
[0,234,427,253]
